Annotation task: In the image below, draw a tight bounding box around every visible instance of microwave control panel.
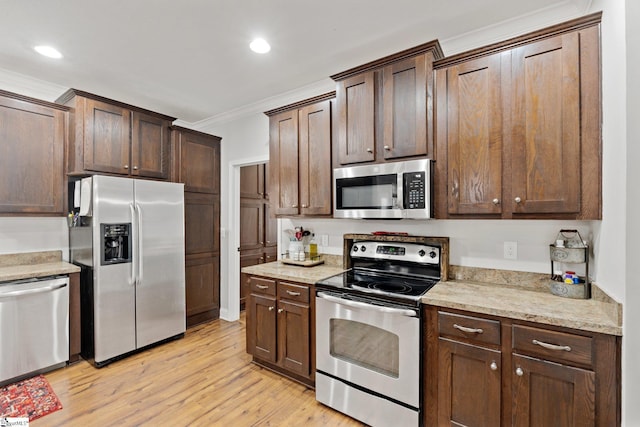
[403,172,425,209]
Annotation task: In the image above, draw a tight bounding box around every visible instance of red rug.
[0,375,63,421]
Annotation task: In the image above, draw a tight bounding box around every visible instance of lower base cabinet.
[246,276,314,387]
[425,306,620,427]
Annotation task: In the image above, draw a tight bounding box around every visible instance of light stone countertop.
[0,251,80,282]
[423,280,622,336]
[241,261,345,285]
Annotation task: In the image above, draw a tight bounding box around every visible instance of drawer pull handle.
[532,339,572,352]
[286,290,301,296]
[490,361,498,371]
[256,284,269,290]
[453,324,484,334]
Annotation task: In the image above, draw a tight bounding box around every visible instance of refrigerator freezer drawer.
[0,276,69,385]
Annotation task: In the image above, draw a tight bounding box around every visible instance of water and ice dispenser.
[100,223,132,265]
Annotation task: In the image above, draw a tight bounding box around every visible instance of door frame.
[222,155,272,321]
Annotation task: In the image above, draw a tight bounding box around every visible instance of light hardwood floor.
[37,314,363,426]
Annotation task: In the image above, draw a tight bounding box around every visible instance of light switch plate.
[321,234,329,247]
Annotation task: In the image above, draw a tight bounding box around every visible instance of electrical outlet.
[504,241,518,260]
[321,234,329,247]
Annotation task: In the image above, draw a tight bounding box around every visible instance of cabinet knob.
[384,145,390,151]
[490,361,498,371]
[260,241,264,245]
[301,204,308,208]
[515,367,524,376]
[492,198,500,205]
[133,166,138,170]
[366,148,373,153]
[515,197,522,204]
[124,165,129,169]
[268,306,275,311]
[277,308,284,313]
[266,241,271,244]
[292,204,298,208]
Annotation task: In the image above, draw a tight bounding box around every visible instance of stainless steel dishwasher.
[0,276,69,386]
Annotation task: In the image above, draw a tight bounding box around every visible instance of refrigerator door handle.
[130,202,138,286]
[136,203,144,285]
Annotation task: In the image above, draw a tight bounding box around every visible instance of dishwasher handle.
[0,279,68,299]
[317,291,418,317]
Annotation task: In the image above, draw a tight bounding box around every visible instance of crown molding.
[0,68,67,102]
[177,78,336,130]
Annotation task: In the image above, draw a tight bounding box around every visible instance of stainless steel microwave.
[333,159,433,219]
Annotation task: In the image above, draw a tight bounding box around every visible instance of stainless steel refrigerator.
[70,175,185,367]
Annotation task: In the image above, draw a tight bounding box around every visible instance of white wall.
[0,217,69,260]
[624,0,640,424]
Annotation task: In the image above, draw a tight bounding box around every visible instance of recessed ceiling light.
[249,38,271,54]
[34,45,63,59]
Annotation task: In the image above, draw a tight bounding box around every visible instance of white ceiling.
[0,0,591,124]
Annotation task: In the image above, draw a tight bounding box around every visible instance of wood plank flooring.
[36,314,364,426]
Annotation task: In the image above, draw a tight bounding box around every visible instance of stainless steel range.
[315,237,446,427]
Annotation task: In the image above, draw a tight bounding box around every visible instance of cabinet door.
[336,72,375,164]
[269,110,299,215]
[84,98,131,174]
[240,251,265,309]
[298,100,332,215]
[0,96,65,214]
[185,255,220,319]
[264,202,278,248]
[131,111,170,179]
[512,354,595,427]
[511,32,580,215]
[178,131,220,194]
[240,199,264,251]
[247,293,277,363]
[382,54,429,159]
[240,164,266,199]
[438,338,501,427]
[184,193,219,255]
[278,299,311,377]
[446,54,504,215]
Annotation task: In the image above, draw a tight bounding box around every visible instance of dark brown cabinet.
[266,93,334,217]
[57,89,174,179]
[435,14,602,219]
[332,42,442,166]
[0,90,67,215]
[239,163,277,309]
[425,306,621,427]
[246,276,314,386]
[172,126,221,327]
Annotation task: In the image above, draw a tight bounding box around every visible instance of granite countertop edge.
[241,261,345,285]
[423,280,622,336]
[0,261,81,282]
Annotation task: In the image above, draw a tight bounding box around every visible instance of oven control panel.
[351,241,440,265]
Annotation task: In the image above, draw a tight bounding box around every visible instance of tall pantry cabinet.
[171,126,221,326]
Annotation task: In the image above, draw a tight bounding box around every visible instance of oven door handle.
[317,292,418,317]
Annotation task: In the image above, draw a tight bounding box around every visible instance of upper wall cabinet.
[331,41,443,166]
[0,90,68,215]
[57,89,175,179]
[171,126,221,194]
[265,93,334,217]
[434,13,602,220]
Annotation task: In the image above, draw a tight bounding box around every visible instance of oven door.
[315,291,420,407]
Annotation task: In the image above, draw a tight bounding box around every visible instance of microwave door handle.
[317,292,417,317]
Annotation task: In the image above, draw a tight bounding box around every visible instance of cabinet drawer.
[512,325,593,368]
[250,277,276,296]
[278,282,310,303]
[438,311,501,346]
